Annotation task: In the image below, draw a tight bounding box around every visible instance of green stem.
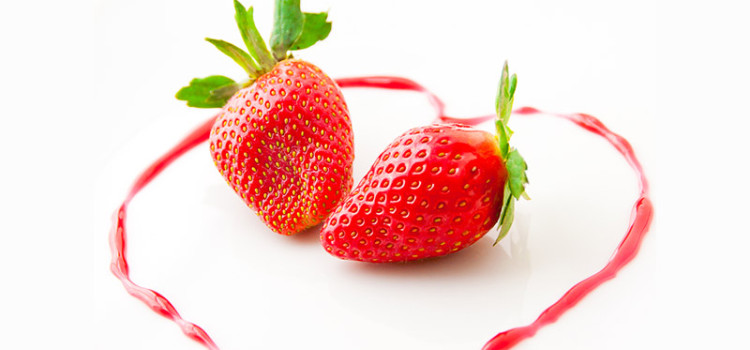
[270,0,304,61]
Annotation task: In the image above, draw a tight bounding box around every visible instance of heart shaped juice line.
[450,108,653,350]
[332,78,654,349]
[109,116,219,350]
[109,76,653,350]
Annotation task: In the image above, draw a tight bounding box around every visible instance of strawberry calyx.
[493,61,529,245]
[176,0,332,108]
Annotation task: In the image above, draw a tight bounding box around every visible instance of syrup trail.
[477,107,652,350]
[109,77,653,350]
[109,117,219,350]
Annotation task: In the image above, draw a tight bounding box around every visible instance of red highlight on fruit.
[320,123,508,262]
[109,76,652,349]
[321,62,528,263]
[179,0,352,235]
[208,59,354,235]
[109,1,652,348]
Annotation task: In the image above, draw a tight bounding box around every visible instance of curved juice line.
[335,76,446,117]
[109,76,653,350]
[478,107,653,350]
[109,117,219,350]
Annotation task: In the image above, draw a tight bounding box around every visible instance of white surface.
[1,0,748,349]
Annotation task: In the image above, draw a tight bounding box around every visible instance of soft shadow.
[287,223,324,245]
[202,183,325,246]
[342,221,533,283]
[326,218,535,338]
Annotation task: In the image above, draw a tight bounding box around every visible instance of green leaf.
[492,60,528,245]
[206,38,261,77]
[496,62,516,126]
[508,73,517,100]
[208,83,241,103]
[234,0,276,71]
[494,63,508,116]
[176,75,237,108]
[290,12,331,50]
[495,61,517,160]
[270,0,304,60]
[493,189,514,245]
[496,120,510,157]
[506,149,529,199]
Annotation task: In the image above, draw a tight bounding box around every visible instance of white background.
[1,0,749,348]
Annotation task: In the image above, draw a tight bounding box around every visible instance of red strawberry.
[177,0,353,235]
[321,62,528,262]
[321,124,505,262]
[210,60,353,235]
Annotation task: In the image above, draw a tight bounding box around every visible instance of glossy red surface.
[209,59,354,235]
[320,123,507,262]
[109,76,652,350]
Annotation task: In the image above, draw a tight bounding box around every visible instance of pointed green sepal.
[176,75,239,108]
[234,0,276,71]
[208,82,242,104]
[493,187,514,246]
[495,119,511,157]
[493,61,529,244]
[506,149,529,200]
[495,61,518,159]
[206,38,261,77]
[290,12,332,50]
[179,1,336,110]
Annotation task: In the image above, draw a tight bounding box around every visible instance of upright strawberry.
[320,62,528,262]
[177,0,354,235]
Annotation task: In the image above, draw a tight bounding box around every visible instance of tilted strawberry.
[320,62,528,262]
[176,0,353,235]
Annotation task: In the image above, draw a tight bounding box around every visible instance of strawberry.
[177,0,353,235]
[320,62,528,262]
